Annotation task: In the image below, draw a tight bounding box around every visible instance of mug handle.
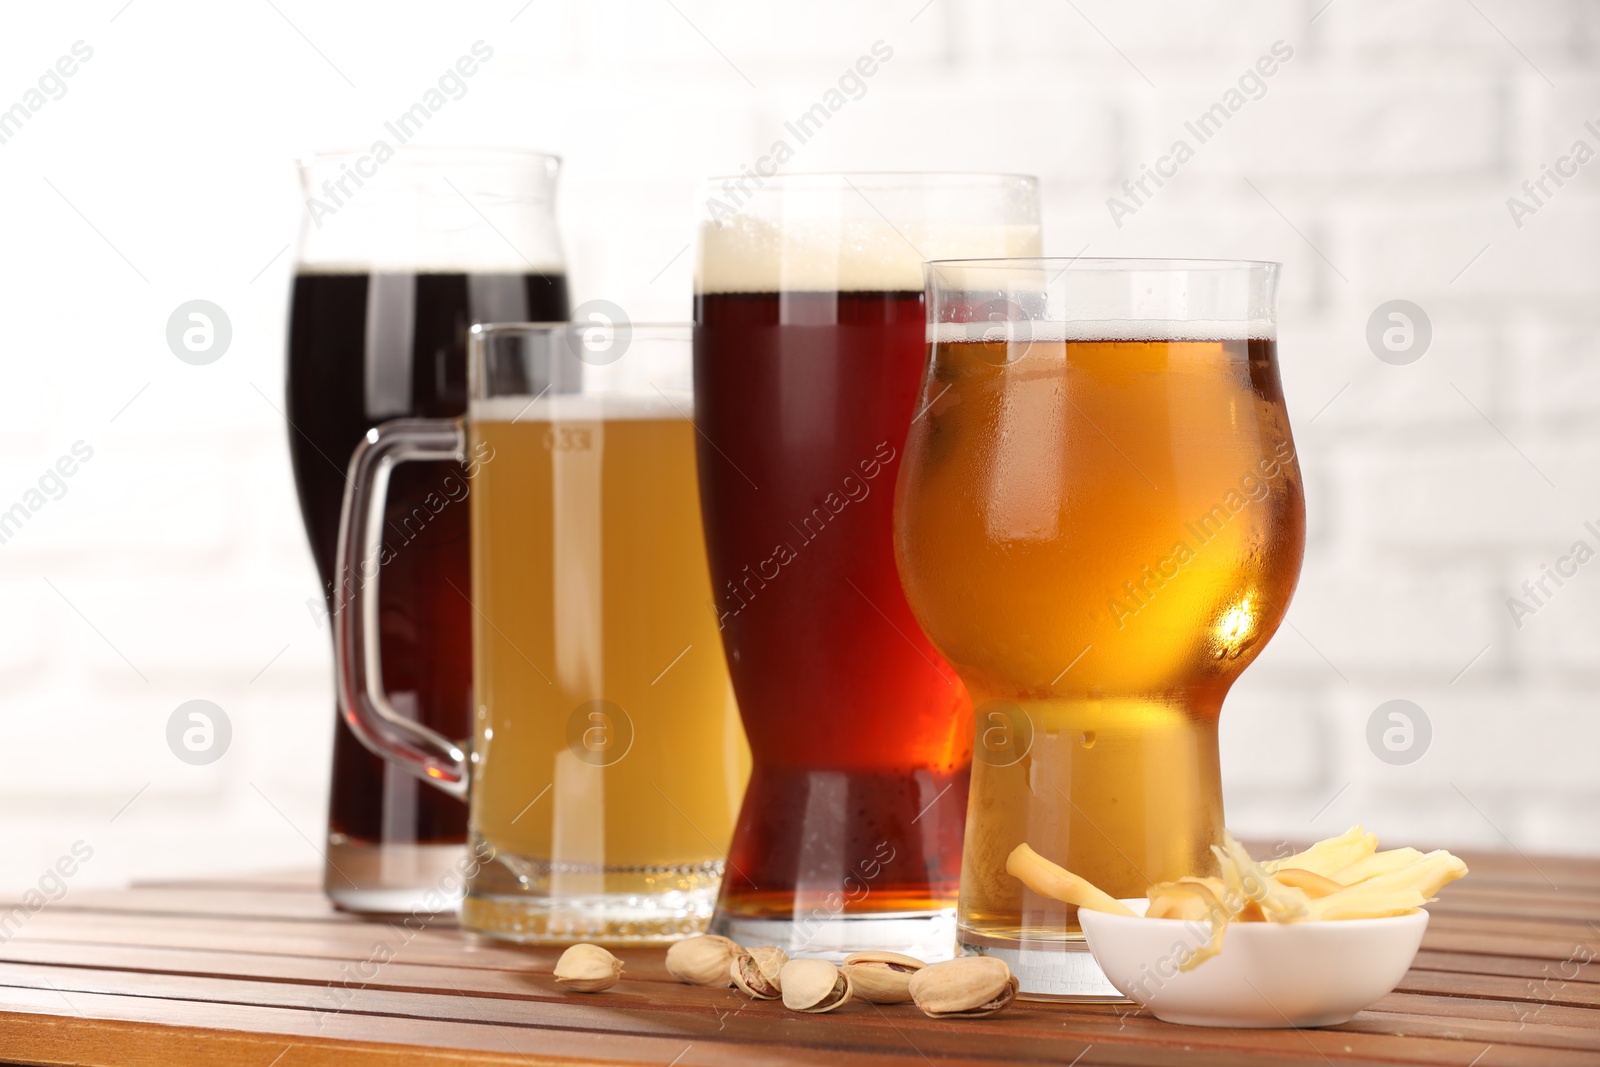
[333,417,471,799]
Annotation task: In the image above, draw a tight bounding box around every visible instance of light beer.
[894,332,1306,952]
[463,400,747,937]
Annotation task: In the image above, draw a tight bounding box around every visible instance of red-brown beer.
[693,288,972,922]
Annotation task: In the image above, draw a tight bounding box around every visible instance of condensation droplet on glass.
[1080,730,1096,749]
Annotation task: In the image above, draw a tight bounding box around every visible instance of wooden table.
[0,849,1594,1066]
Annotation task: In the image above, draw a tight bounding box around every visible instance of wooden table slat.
[0,848,1595,1067]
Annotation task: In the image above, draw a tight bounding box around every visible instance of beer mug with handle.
[335,323,748,941]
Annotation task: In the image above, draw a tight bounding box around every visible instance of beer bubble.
[165,300,232,365]
[971,298,1037,366]
[973,701,1034,767]
[1366,300,1431,365]
[565,699,634,767]
[165,699,232,765]
[565,299,631,366]
[1366,699,1431,766]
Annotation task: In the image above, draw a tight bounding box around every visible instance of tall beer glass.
[288,150,569,913]
[694,174,1040,957]
[895,259,1305,996]
[335,324,746,941]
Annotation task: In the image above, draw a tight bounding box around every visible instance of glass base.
[711,909,957,962]
[461,848,723,944]
[958,929,1127,1001]
[324,837,467,916]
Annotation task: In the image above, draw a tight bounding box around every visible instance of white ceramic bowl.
[1080,899,1428,1028]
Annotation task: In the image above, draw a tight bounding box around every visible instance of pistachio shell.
[731,945,788,1000]
[841,950,925,1004]
[666,934,743,986]
[779,958,852,1013]
[908,956,1019,1018]
[553,943,623,992]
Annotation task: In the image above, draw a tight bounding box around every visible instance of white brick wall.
[1,0,1595,891]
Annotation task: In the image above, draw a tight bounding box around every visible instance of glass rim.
[297,146,561,171]
[700,171,1038,189]
[468,322,694,402]
[925,256,1280,272]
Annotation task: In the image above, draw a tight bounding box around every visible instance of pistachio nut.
[553,943,623,993]
[665,934,742,987]
[841,950,925,1004]
[779,958,852,1013]
[731,945,788,1000]
[908,956,1018,1018]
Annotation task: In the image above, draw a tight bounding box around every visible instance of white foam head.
[931,318,1276,343]
[471,393,688,422]
[697,215,1041,294]
[298,257,563,274]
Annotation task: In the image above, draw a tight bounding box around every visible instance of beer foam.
[297,259,563,274]
[471,393,690,422]
[931,318,1276,343]
[697,215,1041,294]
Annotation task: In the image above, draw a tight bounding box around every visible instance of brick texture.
[0,0,1592,890]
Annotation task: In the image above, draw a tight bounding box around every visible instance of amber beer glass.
[694,174,1040,957]
[335,325,746,941]
[895,259,1306,996]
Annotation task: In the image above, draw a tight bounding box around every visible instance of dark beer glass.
[693,173,1039,957]
[287,149,569,912]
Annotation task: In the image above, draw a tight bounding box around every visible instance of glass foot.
[710,910,957,962]
[324,837,468,916]
[462,846,724,943]
[462,887,718,943]
[958,929,1127,1001]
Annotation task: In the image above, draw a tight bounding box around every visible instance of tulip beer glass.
[335,324,747,941]
[693,174,1040,957]
[894,259,1306,996]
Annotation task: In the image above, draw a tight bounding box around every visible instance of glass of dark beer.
[287,148,569,913]
[693,173,1040,957]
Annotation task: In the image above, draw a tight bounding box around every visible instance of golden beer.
[894,334,1305,959]
[463,403,748,937]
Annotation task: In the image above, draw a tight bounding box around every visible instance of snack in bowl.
[1007,827,1467,1028]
